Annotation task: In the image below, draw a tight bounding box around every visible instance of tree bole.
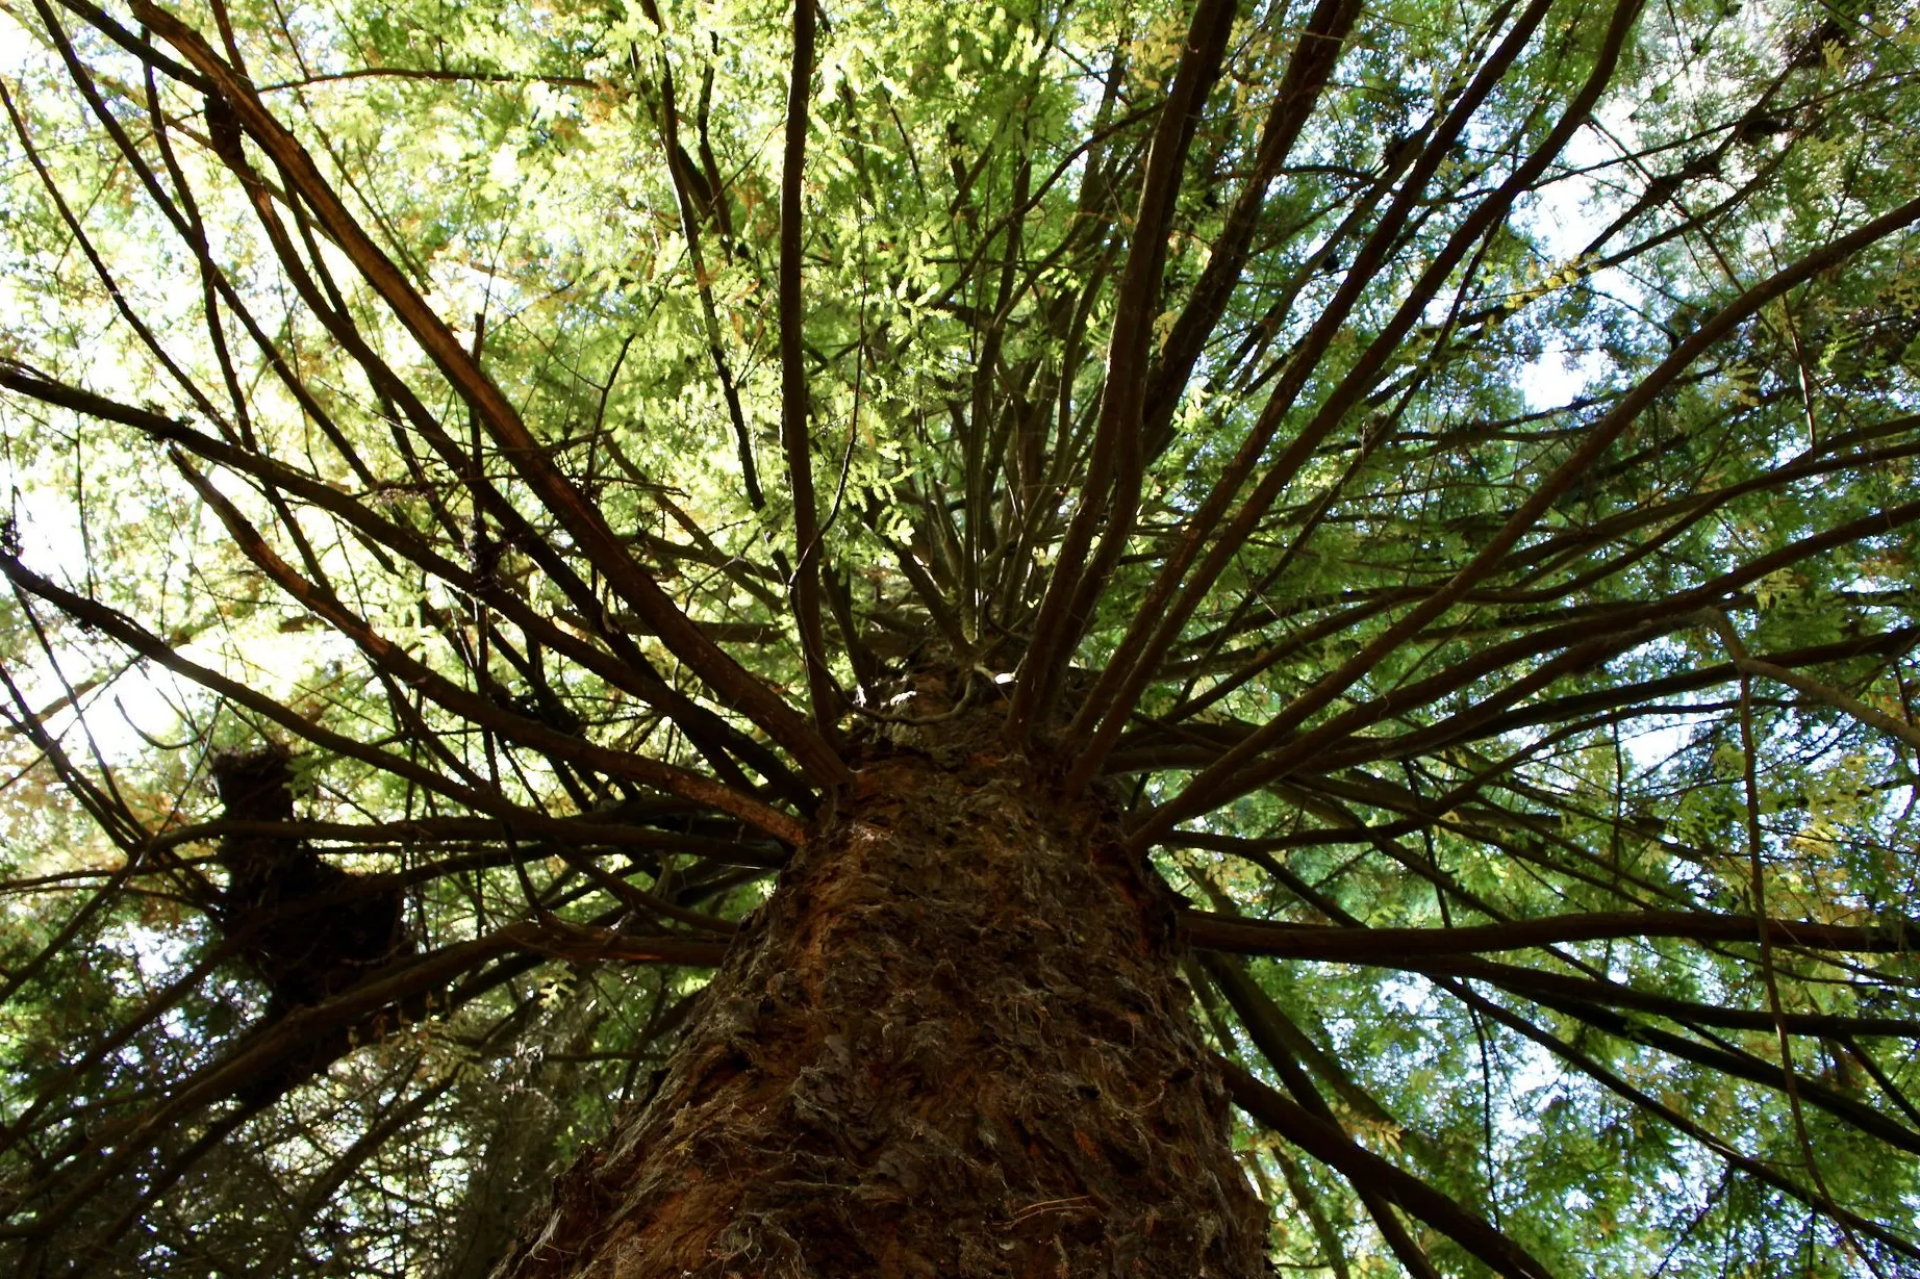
[498,739,1267,1277]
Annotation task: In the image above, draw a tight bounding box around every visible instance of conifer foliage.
[2,0,1919,1272]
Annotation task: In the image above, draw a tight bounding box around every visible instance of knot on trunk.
[210,748,411,1015]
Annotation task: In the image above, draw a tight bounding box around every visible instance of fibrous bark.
[498,709,1267,1277]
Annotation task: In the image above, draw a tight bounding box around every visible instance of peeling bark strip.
[499,746,1265,1277]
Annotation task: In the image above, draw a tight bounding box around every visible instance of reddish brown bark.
[498,724,1267,1277]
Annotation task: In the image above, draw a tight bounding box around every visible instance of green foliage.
[1,0,1919,1272]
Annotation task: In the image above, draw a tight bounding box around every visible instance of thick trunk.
[499,732,1267,1277]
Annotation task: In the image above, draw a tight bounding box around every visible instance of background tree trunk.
[498,714,1268,1277]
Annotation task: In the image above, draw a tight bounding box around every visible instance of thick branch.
[779,0,840,738]
[1183,908,1920,960]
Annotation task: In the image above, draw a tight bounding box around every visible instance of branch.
[778,0,840,739]
[1064,0,1364,756]
[255,67,599,92]
[1183,908,1920,960]
[1438,978,1920,1263]
[1732,654,1920,751]
[0,359,812,806]
[1007,0,1241,738]
[48,0,209,90]
[147,816,784,867]
[1413,953,1920,1039]
[2,919,719,1241]
[1136,184,1920,844]
[131,0,849,787]
[1216,1056,1556,1279]
[1064,0,1589,782]
[1201,954,1446,1279]
[170,454,806,845]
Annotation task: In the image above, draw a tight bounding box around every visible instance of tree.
[0,0,1917,1270]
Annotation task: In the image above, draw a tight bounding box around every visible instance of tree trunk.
[497,718,1268,1277]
